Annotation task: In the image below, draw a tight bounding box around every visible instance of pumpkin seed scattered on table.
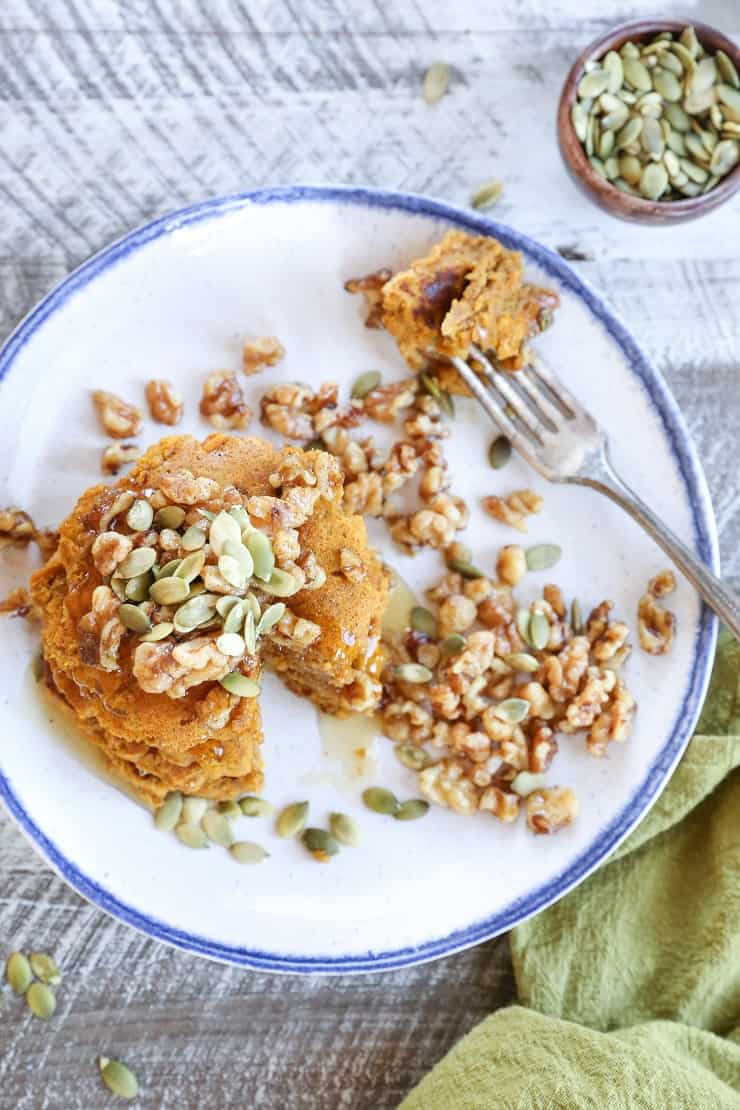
[446,558,484,580]
[362,786,400,815]
[470,179,503,210]
[202,809,234,848]
[409,605,437,637]
[180,796,209,825]
[492,697,531,725]
[524,543,562,572]
[219,672,260,698]
[529,609,551,651]
[423,62,449,105]
[26,981,56,1020]
[394,799,430,821]
[175,823,209,850]
[329,812,361,846]
[240,795,273,817]
[571,25,740,200]
[276,800,309,838]
[440,633,467,657]
[6,952,32,995]
[99,1057,139,1101]
[394,743,433,771]
[302,827,340,861]
[351,370,381,399]
[488,434,512,470]
[29,952,61,986]
[230,841,270,865]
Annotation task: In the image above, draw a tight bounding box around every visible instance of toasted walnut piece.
[0,507,35,548]
[340,671,383,713]
[382,442,421,495]
[591,621,630,663]
[159,469,219,506]
[563,666,616,730]
[200,371,252,431]
[409,508,457,550]
[426,572,463,603]
[275,609,322,647]
[497,544,527,586]
[91,531,133,576]
[585,600,613,643]
[516,681,555,720]
[419,758,479,815]
[146,379,184,425]
[648,569,676,599]
[242,335,285,375]
[344,268,392,328]
[101,443,141,475]
[272,528,301,564]
[362,378,418,422]
[462,575,495,604]
[99,616,126,672]
[404,396,450,440]
[542,583,566,619]
[526,787,579,835]
[480,786,521,822]
[542,636,590,702]
[638,593,676,655]
[297,551,327,591]
[261,383,315,440]
[133,635,233,698]
[438,594,477,636]
[588,677,636,757]
[339,547,366,583]
[482,489,543,532]
[381,699,434,743]
[92,390,142,439]
[527,721,558,773]
[419,464,448,500]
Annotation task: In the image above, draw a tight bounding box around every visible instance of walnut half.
[200,371,252,431]
[92,390,142,439]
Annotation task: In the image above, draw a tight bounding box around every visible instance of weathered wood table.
[1,1,738,1106]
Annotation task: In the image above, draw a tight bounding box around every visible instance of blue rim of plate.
[0,185,719,974]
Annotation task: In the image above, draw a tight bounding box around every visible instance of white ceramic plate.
[0,187,717,973]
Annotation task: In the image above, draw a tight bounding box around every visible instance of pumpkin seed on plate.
[153,557,182,580]
[110,576,126,600]
[26,981,56,1020]
[240,795,273,817]
[6,952,32,995]
[174,550,206,583]
[529,609,550,651]
[125,498,153,532]
[488,434,512,469]
[154,791,183,832]
[276,801,309,838]
[394,799,430,821]
[504,652,540,673]
[173,593,218,633]
[202,809,234,848]
[439,633,466,657]
[124,572,152,602]
[493,697,530,725]
[117,546,157,579]
[29,952,61,986]
[525,544,562,572]
[209,510,242,556]
[571,599,583,635]
[256,602,286,636]
[351,370,381,399]
[410,605,437,637]
[262,568,298,597]
[471,179,503,210]
[218,800,242,818]
[419,372,442,401]
[230,841,269,864]
[180,524,206,551]
[301,827,340,860]
[217,595,242,618]
[329,812,360,846]
[423,61,449,105]
[149,576,189,606]
[154,505,186,529]
[394,743,433,771]
[516,608,533,646]
[446,558,483,580]
[139,621,173,642]
[175,823,209,849]
[244,610,257,654]
[99,1058,139,1101]
[181,796,209,824]
[245,530,275,581]
[222,539,254,579]
[216,632,246,657]
[229,505,252,531]
[118,603,151,635]
[222,600,247,634]
[393,662,433,684]
[220,673,260,698]
[362,786,400,815]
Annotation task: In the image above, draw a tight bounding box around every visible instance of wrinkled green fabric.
[402,630,740,1109]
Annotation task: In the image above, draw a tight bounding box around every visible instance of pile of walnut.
[380,567,638,835]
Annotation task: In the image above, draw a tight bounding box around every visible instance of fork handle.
[574,453,740,641]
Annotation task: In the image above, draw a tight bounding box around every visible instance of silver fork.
[447,345,740,640]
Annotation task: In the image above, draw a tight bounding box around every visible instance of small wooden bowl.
[557,19,740,224]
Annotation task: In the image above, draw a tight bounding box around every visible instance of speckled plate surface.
[0,186,718,973]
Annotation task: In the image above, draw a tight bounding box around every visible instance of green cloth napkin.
[402,630,740,1109]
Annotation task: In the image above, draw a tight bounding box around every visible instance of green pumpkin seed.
[578,68,609,99]
[666,129,687,157]
[154,557,182,580]
[623,56,652,92]
[256,601,286,636]
[685,87,716,115]
[230,841,269,864]
[601,104,629,131]
[329,812,360,846]
[710,138,740,175]
[181,796,209,824]
[394,743,433,771]
[493,697,530,725]
[154,505,186,529]
[529,610,550,651]
[640,161,668,199]
[139,621,174,642]
[620,41,639,60]
[362,786,400,815]
[209,510,242,556]
[216,632,246,656]
[664,149,681,177]
[180,524,206,551]
[28,952,61,986]
[618,153,642,185]
[439,633,466,657]
[216,800,241,818]
[154,791,183,832]
[598,129,615,160]
[524,544,562,572]
[202,809,234,848]
[149,576,189,605]
[681,158,709,183]
[438,390,455,418]
[603,50,623,93]
[117,546,157,579]
[689,55,717,93]
[419,372,442,401]
[222,539,254,578]
[488,434,512,470]
[658,50,683,77]
[216,595,242,619]
[717,50,740,88]
[175,823,209,849]
[301,827,340,858]
[410,605,437,637]
[615,116,643,149]
[652,67,681,101]
[220,672,260,697]
[571,599,583,635]
[641,115,664,157]
[26,981,56,1020]
[218,554,246,589]
[516,607,533,646]
[223,602,247,635]
[99,1058,139,1100]
[394,799,430,821]
[504,652,540,673]
[125,498,154,532]
[471,179,503,210]
[571,102,589,142]
[6,952,32,995]
[173,593,218,633]
[351,370,381,399]
[229,506,252,531]
[244,610,257,654]
[423,61,449,105]
[685,132,711,162]
[124,572,152,602]
[245,530,275,581]
[118,603,151,634]
[393,663,433,684]
[174,550,206,583]
[276,800,309,838]
[511,771,546,797]
[679,26,699,59]
[262,568,299,597]
[240,795,273,817]
[109,576,126,600]
[446,558,483,580]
